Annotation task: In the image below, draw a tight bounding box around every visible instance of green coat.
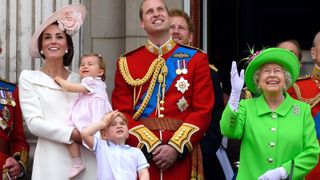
[220,93,320,180]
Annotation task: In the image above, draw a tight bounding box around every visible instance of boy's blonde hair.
[107,112,128,127]
[81,53,106,81]
[100,112,128,134]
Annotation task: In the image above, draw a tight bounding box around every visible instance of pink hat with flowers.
[29,3,87,58]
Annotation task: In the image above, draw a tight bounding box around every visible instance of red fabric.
[112,44,214,179]
[288,77,320,179]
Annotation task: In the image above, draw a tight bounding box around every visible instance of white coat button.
[269,142,275,147]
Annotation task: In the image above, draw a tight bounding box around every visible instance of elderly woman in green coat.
[220,48,320,180]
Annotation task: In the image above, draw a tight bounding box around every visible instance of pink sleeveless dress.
[67,77,112,132]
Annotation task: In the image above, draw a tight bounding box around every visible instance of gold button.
[159,114,164,118]
[160,107,165,111]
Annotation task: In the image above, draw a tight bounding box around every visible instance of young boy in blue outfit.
[82,110,150,180]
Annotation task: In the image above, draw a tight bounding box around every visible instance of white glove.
[258,167,288,180]
[228,61,244,111]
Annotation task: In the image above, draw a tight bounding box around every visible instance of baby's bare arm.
[54,76,88,93]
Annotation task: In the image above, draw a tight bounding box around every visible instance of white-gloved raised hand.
[228,61,244,111]
[258,167,288,180]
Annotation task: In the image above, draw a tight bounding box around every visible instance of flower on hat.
[57,11,83,36]
[241,45,266,65]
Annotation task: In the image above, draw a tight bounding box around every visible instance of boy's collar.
[106,139,129,148]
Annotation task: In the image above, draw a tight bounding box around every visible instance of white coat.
[19,70,97,180]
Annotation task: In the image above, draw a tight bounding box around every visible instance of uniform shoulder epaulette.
[119,45,145,58]
[296,74,311,81]
[179,43,204,53]
[209,64,218,72]
[0,79,17,87]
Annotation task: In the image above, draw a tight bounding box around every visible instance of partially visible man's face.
[140,0,170,35]
[277,42,300,61]
[169,16,193,45]
[311,33,320,67]
[311,43,320,67]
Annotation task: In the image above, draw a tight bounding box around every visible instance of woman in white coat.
[19,4,96,180]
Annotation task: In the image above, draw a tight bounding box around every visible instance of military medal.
[177,96,188,112]
[175,77,190,94]
[6,91,16,107]
[0,89,7,105]
[2,106,10,122]
[181,59,188,74]
[173,52,190,75]
[175,60,182,75]
[0,117,7,129]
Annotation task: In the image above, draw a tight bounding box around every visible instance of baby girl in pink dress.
[55,53,112,178]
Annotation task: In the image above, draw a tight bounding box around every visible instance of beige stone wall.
[84,0,184,96]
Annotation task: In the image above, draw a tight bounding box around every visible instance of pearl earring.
[65,49,68,54]
[40,50,44,55]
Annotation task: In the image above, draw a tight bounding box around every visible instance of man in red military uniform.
[0,39,29,179]
[169,9,225,180]
[112,0,214,179]
[288,31,320,179]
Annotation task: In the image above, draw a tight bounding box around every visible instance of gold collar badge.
[146,38,175,55]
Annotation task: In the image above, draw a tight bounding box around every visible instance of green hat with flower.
[244,47,300,94]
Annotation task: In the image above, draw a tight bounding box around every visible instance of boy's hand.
[102,110,119,126]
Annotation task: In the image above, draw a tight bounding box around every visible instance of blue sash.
[314,112,320,139]
[135,46,197,118]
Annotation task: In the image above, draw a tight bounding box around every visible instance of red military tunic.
[288,65,320,179]
[112,38,214,180]
[0,80,29,177]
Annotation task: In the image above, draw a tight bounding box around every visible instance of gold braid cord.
[292,83,320,108]
[119,56,167,119]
